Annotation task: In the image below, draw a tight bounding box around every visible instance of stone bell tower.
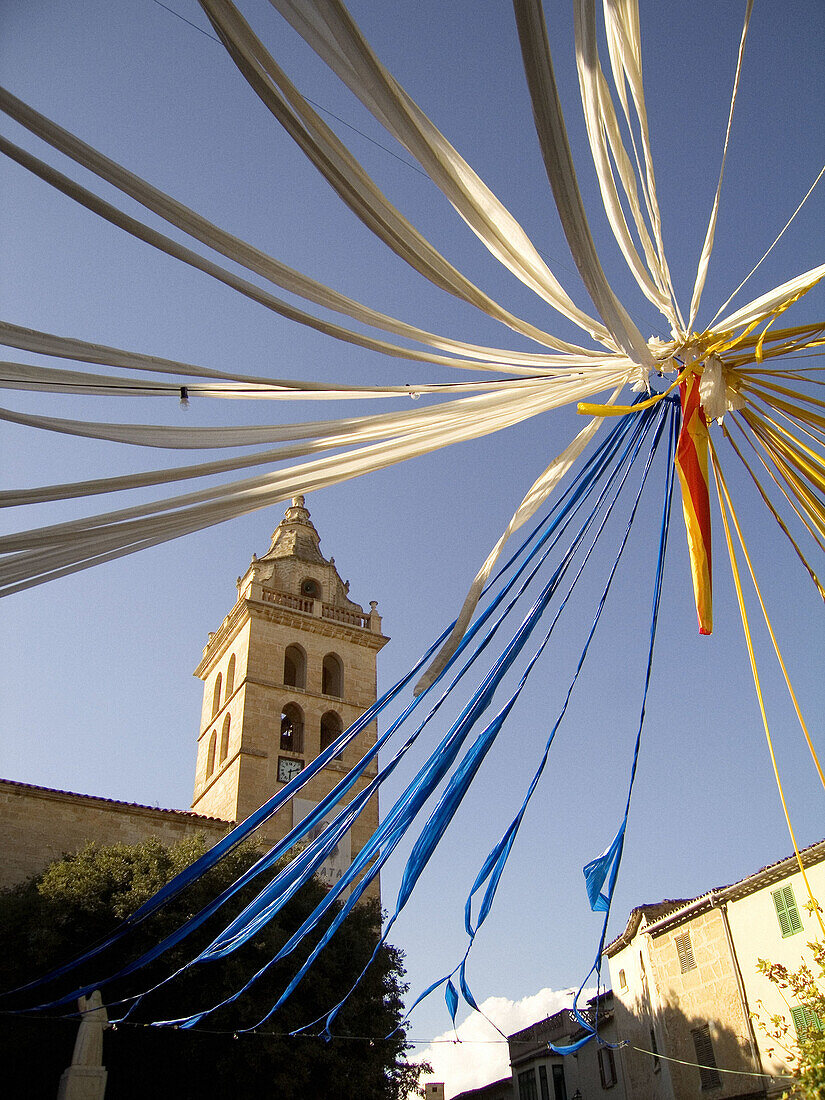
[192,496,388,889]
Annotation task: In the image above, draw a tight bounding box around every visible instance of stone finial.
[368,600,382,633]
[264,494,325,564]
[283,497,311,524]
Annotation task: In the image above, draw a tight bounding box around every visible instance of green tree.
[0,834,427,1099]
[756,936,825,1098]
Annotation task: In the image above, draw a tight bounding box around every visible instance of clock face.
[278,756,304,784]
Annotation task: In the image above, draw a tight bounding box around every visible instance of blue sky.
[1,0,824,1084]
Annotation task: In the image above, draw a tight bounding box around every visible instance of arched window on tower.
[206,730,217,776]
[219,714,231,764]
[322,653,343,698]
[280,703,304,753]
[211,673,222,718]
[320,711,343,761]
[283,644,307,689]
[225,654,236,700]
[300,577,320,600]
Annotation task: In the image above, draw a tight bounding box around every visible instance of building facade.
[605,839,825,1098]
[454,842,824,1100]
[508,993,628,1100]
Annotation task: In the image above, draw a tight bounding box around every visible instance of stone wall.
[608,936,677,1100]
[648,908,753,1098]
[0,779,229,891]
[190,593,383,904]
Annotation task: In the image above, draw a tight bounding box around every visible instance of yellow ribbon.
[577,368,687,417]
[726,409,825,555]
[710,440,825,938]
[723,422,825,600]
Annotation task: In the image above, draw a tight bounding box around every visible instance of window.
[791,1004,823,1041]
[320,711,343,759]
[206,730,217,776]
[322,653,343,697]
[537,1065,550,1100]
[773,884,804,938]
[618,968,627,991]
[650,1026,660,1072]
[280,703,304,752]
[551,1064,567,1100]
[517,1069,538,1100]
[691,1024,722,1090]
[300,577,320,600]
[283,644,306,689]
[675,930,696,972]
[219,714,230,764]
[211,673,222,718]
[598,1046,618,1088]
[640,951,649,1005]
[225,654,236,699]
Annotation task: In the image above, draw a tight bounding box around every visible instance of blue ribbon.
[289,402,669,1037]
[562,399,678,1053]
[161,406,657,1030]
[5,396,678,1045]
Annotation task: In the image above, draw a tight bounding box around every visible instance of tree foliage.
[756,934,825,1099]
[0,834,427,1099]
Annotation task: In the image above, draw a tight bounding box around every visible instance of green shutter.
[773,884,803,938]
[792,1005,822,1040]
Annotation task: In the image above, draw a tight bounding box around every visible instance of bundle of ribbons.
[1,0,823,1044]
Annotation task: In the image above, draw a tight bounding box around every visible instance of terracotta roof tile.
[0,777,229,824]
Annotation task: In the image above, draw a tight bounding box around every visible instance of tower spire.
[264,494,325,563]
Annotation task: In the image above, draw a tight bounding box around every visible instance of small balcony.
[260,587,377,632]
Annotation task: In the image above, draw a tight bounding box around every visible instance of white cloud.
[411,985,595,1099]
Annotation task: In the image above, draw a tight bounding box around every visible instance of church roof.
[262,494,326,564]
[0,777,227,823]
[233,494,376,622]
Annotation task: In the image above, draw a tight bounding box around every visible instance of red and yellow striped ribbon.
[675,371,713,634]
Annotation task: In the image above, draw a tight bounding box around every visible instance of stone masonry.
[0,779,228,891]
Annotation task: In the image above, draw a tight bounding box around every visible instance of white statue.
[57,989,110,1100]
[71,990,108,1067]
